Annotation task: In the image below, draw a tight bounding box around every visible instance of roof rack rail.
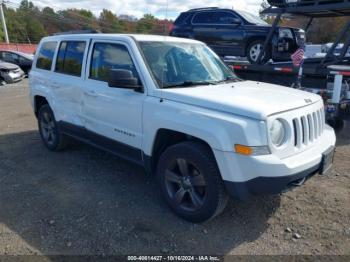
[52,29,101,36]
[188,7,219,12]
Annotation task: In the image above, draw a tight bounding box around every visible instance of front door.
[81,40,145,160]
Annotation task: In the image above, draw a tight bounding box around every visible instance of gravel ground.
[0,79,349,256]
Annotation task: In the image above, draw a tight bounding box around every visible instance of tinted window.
[174,12,191,25]
[214,12,239,24]
[55,41,86,76]
[36,42,57,70]
[1,52,17,63]
[192,12,215,24]
[193,11,239,24]
[90,43,137,82]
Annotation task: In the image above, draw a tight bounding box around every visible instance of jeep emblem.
[305,99,312,104]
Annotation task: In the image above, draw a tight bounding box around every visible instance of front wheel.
[156,141,228,223]
[247,40,271,64]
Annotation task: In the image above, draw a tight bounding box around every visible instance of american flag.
[291,47,305,67]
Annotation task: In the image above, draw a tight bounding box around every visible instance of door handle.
[84,90,98,97]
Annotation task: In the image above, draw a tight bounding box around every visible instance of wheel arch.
[34,95,49,117]
[146,129,215,174]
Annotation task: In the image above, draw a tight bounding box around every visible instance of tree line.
[1,0,173,44]
[1,0,348,45]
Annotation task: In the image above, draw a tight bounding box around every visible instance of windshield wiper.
[215,76,240,84]
[162,81,217,89]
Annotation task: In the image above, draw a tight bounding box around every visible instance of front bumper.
[224,159,322,200]
[1,70,25,83]
[214,125,336,200]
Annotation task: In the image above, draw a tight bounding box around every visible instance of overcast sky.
[12,0,263,19]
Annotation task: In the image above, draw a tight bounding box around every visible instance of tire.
[247,40,271,64]
[156,141,228,223]
[38,104,68,151]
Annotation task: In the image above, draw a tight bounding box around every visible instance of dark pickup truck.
[170,7,305,64]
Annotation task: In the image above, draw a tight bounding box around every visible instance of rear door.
[192,11,245,56]
[50,39,89,127]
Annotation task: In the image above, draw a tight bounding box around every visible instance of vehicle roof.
[185,8,235,13]
[40,34,203,45]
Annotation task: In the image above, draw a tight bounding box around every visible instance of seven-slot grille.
[292,107,325,148]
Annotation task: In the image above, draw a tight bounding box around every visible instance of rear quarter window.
[36,41,57,70]
[174,13,191,25]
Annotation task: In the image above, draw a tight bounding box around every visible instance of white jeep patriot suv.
[29,33,336,222]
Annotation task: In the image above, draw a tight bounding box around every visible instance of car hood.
[0,61,19,70]
[160,81,322,120]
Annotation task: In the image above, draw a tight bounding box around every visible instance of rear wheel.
[38,104,68,151]
[156,141,228,223]
[247,40,271,64]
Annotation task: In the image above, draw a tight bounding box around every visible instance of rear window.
[36,41,57,70]
[174,12,191,25]
[55,41,86,77]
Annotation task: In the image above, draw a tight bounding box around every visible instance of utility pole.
[0,1,9,43]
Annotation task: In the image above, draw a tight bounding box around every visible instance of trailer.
[227,0,350,129]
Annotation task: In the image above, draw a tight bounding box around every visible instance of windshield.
[236,10,268,25]
[139,41,237,88]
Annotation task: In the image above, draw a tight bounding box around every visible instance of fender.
[142,97,268,156]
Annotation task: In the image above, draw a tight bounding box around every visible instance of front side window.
[55,41,86,76]
[235,10,268,25]
[213,12,240,24]
[90,43,137,82]
[36,41,57,70]
[139,41,237,89]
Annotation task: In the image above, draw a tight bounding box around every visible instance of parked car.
[0,61,25,84]
[170,7,305,64]
[0,50,33,75]
[30,33,336,222]
[321,43,350,57]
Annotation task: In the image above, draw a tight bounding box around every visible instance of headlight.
[279,28,293,39]
[269,119,286,147]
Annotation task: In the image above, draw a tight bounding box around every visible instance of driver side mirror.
[108,69,143,92]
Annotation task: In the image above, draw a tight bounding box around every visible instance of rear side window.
[90,43,137,82]
[36,41,57,70]
[55,41,86,77]
[192,12,214,24]
[174,12,191,25]
[192,11,238,24]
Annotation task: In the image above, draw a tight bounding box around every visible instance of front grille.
[292,107,325,148]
